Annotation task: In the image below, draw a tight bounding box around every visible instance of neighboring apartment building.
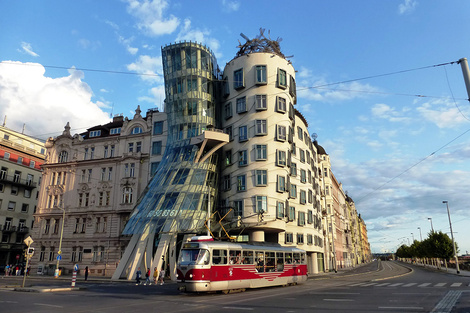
[0,125,45,266]
[30,108,167,276]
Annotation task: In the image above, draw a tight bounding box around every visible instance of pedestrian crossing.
[347,282,470,288]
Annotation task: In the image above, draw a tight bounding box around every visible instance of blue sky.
[1,0,470,254]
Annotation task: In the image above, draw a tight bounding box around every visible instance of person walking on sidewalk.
[144,268,151,285]
[158,268,165,285]
[152,267,159,284]
[84,266,89,281]
[135,267,142,285]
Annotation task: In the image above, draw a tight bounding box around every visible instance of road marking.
[348,282,367,286]
[222,306,254,310]
[388,283,403,287]
[435,283,446,287]
[379,306,423,310]
[34,303,64,308]
[362,283,378,286]
[402,283,417,287]
[374,283,391,286]
[323,299,355,302]
[431,290,462,313]
[418,283,431,287]
[309,292,359,295]
[450,283,461,287]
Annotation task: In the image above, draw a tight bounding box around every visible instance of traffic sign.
[56,255,62,261]
[16,254,20,260]
[74,264,79,272]
[58,250,62,255]
[23,236,34,246]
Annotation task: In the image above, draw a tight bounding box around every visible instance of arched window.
[122,187,133,204]
[58,151,68,163]
[131,127,143,135]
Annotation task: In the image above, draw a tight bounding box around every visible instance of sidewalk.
[401,261,470,277]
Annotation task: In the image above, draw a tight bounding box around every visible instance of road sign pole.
[71,271,77,287]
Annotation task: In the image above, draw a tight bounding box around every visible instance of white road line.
[430,290,462,313]
[379,306,423,310]
[435,283,446,287]
[402,283,417,287]
[361,283,378,286]
[375,283,391,286]
[34,303,64,308]
[222,306,254,311]
[323,299,355,302]
[388,283,403,287]
[348,282,367,286]
[418,283,431,287]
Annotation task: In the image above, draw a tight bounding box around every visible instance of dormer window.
[89,130,101,137]
[110,128,121,135]
[131,127,143,134]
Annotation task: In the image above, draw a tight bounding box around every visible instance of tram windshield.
[178,249,210,265]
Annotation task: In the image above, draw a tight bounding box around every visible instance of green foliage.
[395,231,458,261]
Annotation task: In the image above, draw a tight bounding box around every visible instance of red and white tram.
[176,236,308,293]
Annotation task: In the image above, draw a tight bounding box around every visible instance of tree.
[422,231,456,261]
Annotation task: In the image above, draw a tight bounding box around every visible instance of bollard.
[71,271,77,287]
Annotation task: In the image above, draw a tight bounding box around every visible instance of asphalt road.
[1,261,469,312]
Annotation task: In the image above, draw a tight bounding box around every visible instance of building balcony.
[17,227,29,234]
[0,173,37,189]
[1,226,17,233]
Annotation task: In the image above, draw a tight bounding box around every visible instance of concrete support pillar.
[312,252,319,274]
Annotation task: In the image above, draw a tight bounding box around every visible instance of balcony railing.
[0,173,37,189]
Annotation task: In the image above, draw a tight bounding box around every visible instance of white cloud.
[222,0,240,12]
[118,35,139,55]
[416,99,470,128]
[0,61,110,139]
[175,19,222,59]
[126,0,180,36]
[126,55,164,84]
[19,42,39,57]
[398,0,418,15]
[371,103,411,123]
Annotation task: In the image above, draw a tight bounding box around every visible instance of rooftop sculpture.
[236,28,287,59]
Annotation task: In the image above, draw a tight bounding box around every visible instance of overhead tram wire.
[355,126,470,205]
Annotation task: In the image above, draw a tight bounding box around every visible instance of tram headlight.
[189,274,193,278]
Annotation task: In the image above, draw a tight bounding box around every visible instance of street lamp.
[418,227,422,241]
[442,201,460,274]
[428,217,434,233]
[411,233,414,242]
[55,207,66,278]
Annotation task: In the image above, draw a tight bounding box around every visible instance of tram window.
[229,250,242,264]
[212,249,227,265]
[276,252,284,271]
[242,250,254,264]
[293,253,301,264]
[255,251,265,273]
[285,253,293,264]
[179,249,210,265]
[300,253,306,264]
[265,252,275,272]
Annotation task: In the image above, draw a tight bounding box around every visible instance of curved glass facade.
[123,42,219,236]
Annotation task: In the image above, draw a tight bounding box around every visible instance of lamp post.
[411,233,414,242]
[55,207,66,278]
[428,217,434,233]
[442,201,460,274]
[418,227,423,241]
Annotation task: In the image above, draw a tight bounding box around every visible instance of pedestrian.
[135,267,142,285]
[85,266,89,281]
[158,268,165,285]
[152,267,159,284]
[144,268,151,285]
[4,264,9,276]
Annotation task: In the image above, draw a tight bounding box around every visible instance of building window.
[278,68,287,88]
[300,190,306,204]
[255,65,267,84]
[17,156,23,165]
[100,168,106,181]
[187,100,197,115]
[152,141,162,155]
[239,126,248,142]
[128,142,134,153]
[290,163,297,176]
[225,150,232,166]
[89,130,101,137]
[300,169,306,183]
[150,162,159,175]
[90,147,95,159]
[277,175,286,192]
[3,152,10,160]
[255,195,267,213]
[289,206,296,221]
[298,211,305,226]
[58,151,68,163]
[154,121,164,135]
[131,127,143,134]
[87,169,92,182]
[225,126,233,141]
[136,141,142,153]
[7,201,15,211]
[276,150,286,167]
[255,170,267,186]
[276,96,286,113]
[234,200,243,217]
[123,187,133,204]
[323,168,328,177]
[11,186,18,196]
[237,175,246,192]
[299,149,305,163]
[308,210,313,224]
[238,150,248,166]
[307,234,313,245]
[308,189,313,203]
[224,102,232,119]
[110,127,121,135]
[255,94,267,110]
[255,119,267,135]
[297,233,304,244]
[187,78,197,92]
[289,184,297,199]
[276,125,286,141]
[277,201,285,219]
[222,175,231,191]
[236,96,247,113]
[255,144,267,161]
[285,233,293,243]
[21,203,29,212]
[233,68,244,89]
